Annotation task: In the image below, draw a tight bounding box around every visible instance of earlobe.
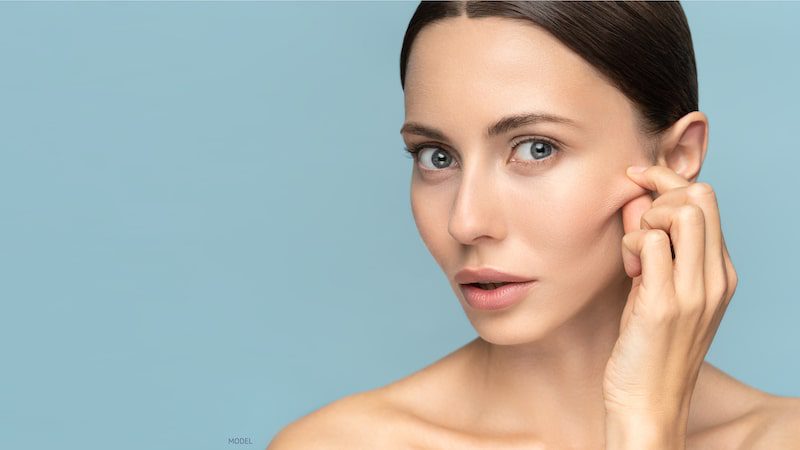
[659,111,709,182]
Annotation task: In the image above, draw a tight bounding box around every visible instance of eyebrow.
[399,111,581,141]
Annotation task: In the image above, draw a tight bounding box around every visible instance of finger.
[622,228,675,296]
[626,165,691,199]
[648,182,728,307]
[718,231,738,308]
[649,185,689,209]
[629,166,729,308]
[621,192,654,235]
[684,183,727,305]
[640,203,706,302]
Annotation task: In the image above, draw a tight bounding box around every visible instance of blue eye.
[403,146,456,170]
[511,137,560,164]
[403,136,562,171]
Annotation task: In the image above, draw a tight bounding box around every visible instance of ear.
[656,111,709,183]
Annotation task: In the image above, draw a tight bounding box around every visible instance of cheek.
[509,181,589,255]
[508,170,625,270]
[410,183,452,266]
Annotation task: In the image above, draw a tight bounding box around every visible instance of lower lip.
[459,281,537,311]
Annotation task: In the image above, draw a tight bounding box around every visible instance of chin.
[457,293,563,346]
[474,327,556,347]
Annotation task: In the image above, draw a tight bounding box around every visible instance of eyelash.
[402,136,562,171]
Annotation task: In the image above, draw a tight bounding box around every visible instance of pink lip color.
[459,281,537,311]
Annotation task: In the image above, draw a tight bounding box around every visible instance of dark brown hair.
[399,1,698,161]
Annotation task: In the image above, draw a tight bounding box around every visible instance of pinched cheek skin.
[563,182,628,234]
[552,180,633,273]
[506,175,624,249]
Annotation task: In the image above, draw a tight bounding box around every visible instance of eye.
[510,137,561,166]
[402,136,562,171]
[403,145,457,171]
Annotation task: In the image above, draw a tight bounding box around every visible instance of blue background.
[1,1,798,449]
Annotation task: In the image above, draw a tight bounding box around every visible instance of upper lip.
[454,267,535,284]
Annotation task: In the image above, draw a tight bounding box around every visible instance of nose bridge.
[448,157,505,244]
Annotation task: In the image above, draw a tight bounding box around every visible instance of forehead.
[403,16,635,137]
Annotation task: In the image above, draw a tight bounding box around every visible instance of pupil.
[532,142,551,159]
[432,150,450,168]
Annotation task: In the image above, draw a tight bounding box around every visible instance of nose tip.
[447,174,505,245]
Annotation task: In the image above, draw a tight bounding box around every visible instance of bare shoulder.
[266,343,468,450]
[687,362,800,450]
[266,388,410,450]
[744,394,800,450]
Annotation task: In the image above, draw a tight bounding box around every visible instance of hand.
[602,165,739,438]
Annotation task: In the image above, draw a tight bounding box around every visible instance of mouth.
[454,267,535,287]
[459,280,537,310]
[463,281,518,290]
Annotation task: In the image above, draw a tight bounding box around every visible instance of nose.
[447,164,506,245]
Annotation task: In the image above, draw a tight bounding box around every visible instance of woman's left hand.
[602,165,739,446]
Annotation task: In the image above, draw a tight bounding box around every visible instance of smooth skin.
[269,15,800,450]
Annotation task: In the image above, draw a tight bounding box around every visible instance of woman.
[270,2,800,448]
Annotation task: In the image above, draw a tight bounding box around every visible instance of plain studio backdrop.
[1,1,798,449]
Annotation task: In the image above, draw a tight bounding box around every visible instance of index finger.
[626,165,691,197]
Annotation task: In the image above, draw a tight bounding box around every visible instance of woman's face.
[401,17,653,344]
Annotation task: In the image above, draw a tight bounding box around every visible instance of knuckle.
[729,269,739,292]
[621,231,637,248]
[677,204,705,225]
[688,182,715,198]
[707,283,727,303]
[643,229,670,248]
[719,266,738,305]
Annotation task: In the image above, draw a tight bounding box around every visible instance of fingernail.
[627,165,647,174]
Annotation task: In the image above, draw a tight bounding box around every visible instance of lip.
[454,267,535,285]
[459,280,537,311]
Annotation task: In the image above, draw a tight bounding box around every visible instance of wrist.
[605,411,687,450]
